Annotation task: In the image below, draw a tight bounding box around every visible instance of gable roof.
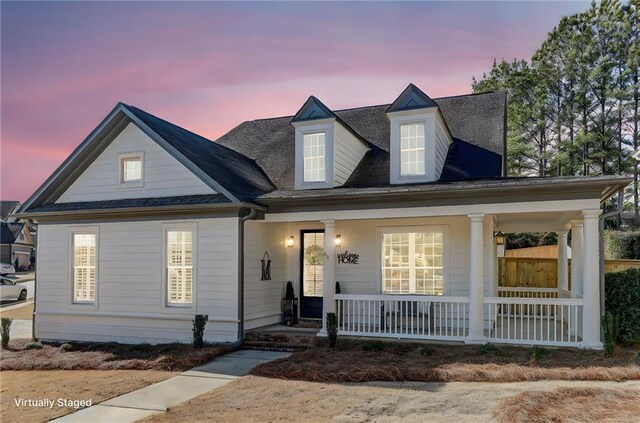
[217,91,507,190]
[21,103,275,212]
[291,96,336,122]
[386,83,439,113]
[0,222,25,244]
[0,201,20,222]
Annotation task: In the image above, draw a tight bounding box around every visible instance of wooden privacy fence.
[498,257,640,288]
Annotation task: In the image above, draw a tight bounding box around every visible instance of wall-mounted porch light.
[286,236,294,248]
[335,234,342,247]
[494,231,505,246]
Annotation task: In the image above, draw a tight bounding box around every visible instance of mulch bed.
[494,387,640,423]
[251,339,640,383]
[0,339,234,371]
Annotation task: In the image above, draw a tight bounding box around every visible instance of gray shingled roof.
[0,222,24,244]
[217,91,507,191]
[27,194,230,213]
[0,201,20,221]
[123,105,276,202]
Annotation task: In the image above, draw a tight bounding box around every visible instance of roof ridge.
[244,91,500,123]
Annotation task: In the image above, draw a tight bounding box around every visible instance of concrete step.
[241,340,312,352]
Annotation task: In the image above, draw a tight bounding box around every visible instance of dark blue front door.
[300,230,324,319]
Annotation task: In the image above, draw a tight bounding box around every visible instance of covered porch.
[254,179,628,349]
[254,205,602,348]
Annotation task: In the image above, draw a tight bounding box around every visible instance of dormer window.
[387,84,453,185]
[118,152,144,187]
[400,123,426,176]
[303,132,326,182]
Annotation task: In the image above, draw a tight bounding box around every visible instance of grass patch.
[494,387,640,423]
[1,339,234,371]
[251,339,640,383]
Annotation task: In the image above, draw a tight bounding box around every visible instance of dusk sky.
[1,1,590,202]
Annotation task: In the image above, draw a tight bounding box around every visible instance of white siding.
[35,217,239,344]
[57,123,215,203]
[243,221,290,329]
[333,123,369,186]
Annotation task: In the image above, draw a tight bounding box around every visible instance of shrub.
[604,268,640,343]
[361,340,386,352]
[477,344,500,355]
[529,346,550,362]
[326,312,338,348]
[604,230,640,259]
[60,342,73,352]
[26,341,43,350]
[1,318,12,349]
[284,281,295,300]
[192,314,209,349]
[418,345,436,357]
[602,313,620,357]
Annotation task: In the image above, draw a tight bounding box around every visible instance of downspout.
[232,208,257,347]
[599,191,623,321]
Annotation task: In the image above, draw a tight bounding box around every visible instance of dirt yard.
[0,370,174,423]
[0,302,33,320]
[1,339,233,371]
[252,340,640,383]
[140,376,640,423]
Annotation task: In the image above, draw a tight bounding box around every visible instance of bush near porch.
[0,339,233,371]
[251,340,640,383]
[605,268,640,343]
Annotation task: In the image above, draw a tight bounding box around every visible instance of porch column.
[557,230,569,293]
[582,209,602,348]
[319,219,336,336]
[570,221,584,298]
[466,213,486,343]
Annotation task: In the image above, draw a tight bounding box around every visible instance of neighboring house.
[16,84,631,348]
[0,200,20,222]
[0,221,35,269]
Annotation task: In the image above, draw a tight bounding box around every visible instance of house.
[15,84,631,348]
[1,201,36,269]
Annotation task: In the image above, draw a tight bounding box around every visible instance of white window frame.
[69,226,99,306]
[162,223,197,308]
[302,132,327,183]
[294,119,335,190]
[118,152,144,188]
[399,122,426,176]
[376,225,449,296]
[388,110,436,184]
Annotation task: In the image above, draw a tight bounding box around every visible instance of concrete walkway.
[53,349,290,423]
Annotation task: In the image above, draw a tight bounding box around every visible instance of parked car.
[1,263,15,276]
[0,276,27,301]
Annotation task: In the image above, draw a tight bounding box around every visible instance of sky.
[1,1,591,202]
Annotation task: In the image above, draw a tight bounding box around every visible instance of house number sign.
[337,251,359,264]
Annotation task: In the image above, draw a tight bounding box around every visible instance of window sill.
[117,181,144,189]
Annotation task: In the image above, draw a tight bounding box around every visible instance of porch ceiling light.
[335,234,342,247]
[494,231,505,246]
[286,236,294,248]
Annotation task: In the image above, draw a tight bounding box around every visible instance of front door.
[300,230,324,319]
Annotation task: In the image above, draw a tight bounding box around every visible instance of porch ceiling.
[494,211,580,233]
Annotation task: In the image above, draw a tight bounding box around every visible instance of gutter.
[231,208,258,348]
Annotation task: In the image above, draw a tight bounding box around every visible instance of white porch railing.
[484,297,583,346]
[497,286,558,298]
[335,294,469,340]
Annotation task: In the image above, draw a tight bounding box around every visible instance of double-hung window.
[303,132,326,182]
[400,123,426,176]
[73,232,97,303]
[382,230,444,295]
[166,230,193,305]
